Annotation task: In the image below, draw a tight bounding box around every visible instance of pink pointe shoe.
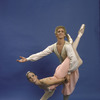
[78,24,85,38]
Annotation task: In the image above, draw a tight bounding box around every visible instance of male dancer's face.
[56,28,66,39]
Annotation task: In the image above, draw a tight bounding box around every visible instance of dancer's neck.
[57,39,65,45]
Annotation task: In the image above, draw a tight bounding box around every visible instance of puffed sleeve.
[65,44,79,73]
[26,44,55,61]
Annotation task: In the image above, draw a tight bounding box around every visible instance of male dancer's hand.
[17,56,27,62]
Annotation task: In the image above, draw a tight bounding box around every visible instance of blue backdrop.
[0,0,100,100]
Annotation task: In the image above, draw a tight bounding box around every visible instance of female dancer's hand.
[66,74,70,82]
[17,56,27,62]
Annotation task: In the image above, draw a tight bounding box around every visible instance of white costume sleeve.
[26,44,54,61]
[65,44,79,73]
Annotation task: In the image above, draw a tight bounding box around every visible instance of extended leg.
[73,24,85,50]
[72,24,85,67]
[54,57,70,78]
[73,36,81,50]
[40,90,55,100]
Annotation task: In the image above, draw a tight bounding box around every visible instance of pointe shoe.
[78,24,85,38]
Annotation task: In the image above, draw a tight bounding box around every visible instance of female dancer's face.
[27,72,38,83]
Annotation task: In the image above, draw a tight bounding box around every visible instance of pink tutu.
[49,57,79,95]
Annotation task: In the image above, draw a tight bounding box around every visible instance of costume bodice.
[53,41,69,63]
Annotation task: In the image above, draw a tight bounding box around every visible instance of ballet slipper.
[78,24,85,38]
